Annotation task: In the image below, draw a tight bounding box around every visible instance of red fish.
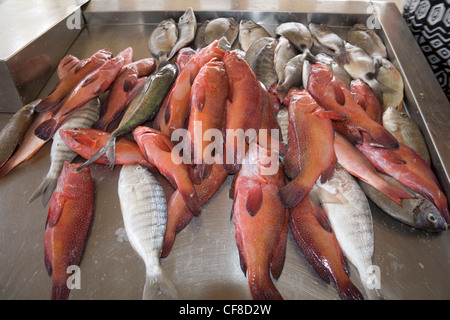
[132,126,201,214]
[176,47,196,70]
[222,50,263,173]
[357,138,450,225]
[350,79,383,124]
[154,40,225,137]
[36,49,112,112]
[58,128,155,171]
[307,63,398,149]
[34,56,124,141]
[161,160,228,258]
[278,88,346,209]
[187,58,228,181]
[123,57,156,77]
[232,144,288,300]
[57,55,80,80]
[44,161,94,300]
[289,195,364,300]
[116,47,133,66]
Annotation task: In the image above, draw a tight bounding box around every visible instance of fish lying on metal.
[28,98,100,207]
[148,18,178,64]
[132,126,201,215]
[274,36,298,86]
[0,100,38,168]
[231,144,288,300]
[276,22,313,56]
[244,37,278,91]
[289,194,364,300]
[307,62,399,149]
[35,49,112,113]
[205,17,239,47]
[312,166,383,300]
[309,23,348,64]
[44,161,94,300]
[347,23,387,67]
[118,164,180,300]
[239,20,271,52]
[194,20,210,50]
[34,56,124,141]
[278,88,346,209]
[167,7,197,61]
[57,55,80,80]
[358,173,447,232]
[350,78,383,124]
[77,63,177,170]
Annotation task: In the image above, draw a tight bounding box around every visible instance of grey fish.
[205,17,239,46]
[28,98,100,206]
[244,37,278,90]
[315,53,352,87]
[274,36,298,84]
[193,20,209,50]
[239,20,271,52]
[376,58,404,109]
[276,54,305,100]
[118,165,179,300]
[167,7,197,60]
[382,107,430,164]
[275,22,313,54]
[358,173,447,232]
[0,100,38,168]
[148,18,178,63]
[309,23,348,64]
[348,24,387,67]
[217,36,232,51]
[77,63,178,170]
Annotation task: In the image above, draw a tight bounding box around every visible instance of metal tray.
[1,2,449,300]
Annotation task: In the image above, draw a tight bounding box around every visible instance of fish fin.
[247,267,284,300]
[123,79,135,93]
[80,73,100,87]
[34,118,58,141]
[320,157,337,184]
[270,218,288,280]
[46,192,66,228]
[246,183,263,217]
[77,136,116,171]
[332,81,346,106]
[153,136,173,153]
[278,177,311,208]
[361,126,399,150]
[28,176,58,207]
[44,244,53,276]
[229,172,239,199]
[51,280,71,300]
[316,186,349,206]
[35,98,57,113]
[311,198,333,233]
[143,269,180,300]
[91,119,108,131]
[234,222,247,275]
[192,84,206,112]
[314,109,347,121]
[337,279,365,300]
[381,148,407,165]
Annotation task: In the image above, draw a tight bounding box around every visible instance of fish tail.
[278,177,311,209]
[336,278,365,300]
[143,268,179,300]
[374,176,414,206]
[247,267,283,300]
[91,119,108,131]
[51,280,71,300]
[105,136,116,169]
[77,135,116,171]
[28,176,58,207]
[34,118,58,141]
[35,98,57,113]
[363,124,399,150]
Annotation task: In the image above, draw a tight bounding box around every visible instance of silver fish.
[118,164,179,300]
[312,166,383,300]
[274,36,298,85]
[275,22,313,54]
[315,53,352,87]
[194,19,209,50]
[239,20,271,52]
[276,54,305,100]
[382,107,430,164]
[148,18,178,63]
[28,98,100,206]
[358,173,447,232]
[244,37,278,90]
[217,35,232,51]
[167,7,197,60]
[347,24,387,66]
[376,58,404,109]
[308,23,348,64]
[204,17,239,46]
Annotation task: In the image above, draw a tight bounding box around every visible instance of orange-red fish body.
[36,49,112,112]
[307,63,398,149]
[350,79,383,124]
[123,57,156,77]
[34,56,124,141]
[278,88,344,209]
[44,161,94,300]
[289,195,364,300]
[57,55,80,80]
[116,47,133,66]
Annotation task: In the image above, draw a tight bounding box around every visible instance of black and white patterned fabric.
[403,0,450,101]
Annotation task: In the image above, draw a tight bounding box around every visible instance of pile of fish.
[0,7,448,301]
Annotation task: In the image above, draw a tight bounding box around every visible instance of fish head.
[59,128,111,151]
[58,161,93,195]
[178,7,196,26]
[239,20,257,31]
[413,200,448,232]
[223,51,251,82]
[307,62,334,90]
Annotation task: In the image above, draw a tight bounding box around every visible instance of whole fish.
[275,54,305,101]
[58,128,155,170]
[205,17,239,46]
[382,107,430,164]
[194,20,210,50]
[57,55,80,80]
[0,100,38,167]
[278,88,346,209]
[239,20,271,52]
[132,126,201,215]
[176,47,196,71]
[35,49,112,112]
[312,166,383,300]
[274,36,298,85]
[118,164,180,300]
[44,161,94,300]
[357,139,450,225]
[244,37,278,90]
[315,53,352,88]
[358,173,447,232]
[232,144,288,300]
[77,63,177,170]
[333,132,412,206]
[376,58,404,109]
[162,160,228,258]
[187,59,228,181]
[34,56,124,141]
[28,98,100,207]
[148,18,178,63]
[308,23,348,64]
[154,41,224,137]
[289,195,364,300]
[167,7,197,61]
[275,22,313,55]
[350,78,383,124]
[307,62,399,149]
[347,24,387,66]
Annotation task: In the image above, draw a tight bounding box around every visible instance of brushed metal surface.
[0,2,449,300]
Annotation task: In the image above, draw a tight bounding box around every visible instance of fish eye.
[335,164,343,172]
[427,213,436,222]
[400,113,408,118]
